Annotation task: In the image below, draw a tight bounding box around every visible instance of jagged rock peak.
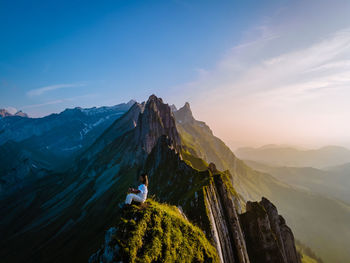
[134,94,181,153]
[240,197,301,263]
[147,94,164,104]
[173,101,195,124]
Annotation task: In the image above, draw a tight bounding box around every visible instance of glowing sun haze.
[169,1,350,149]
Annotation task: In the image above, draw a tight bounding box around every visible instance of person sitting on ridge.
[124,173,148,206]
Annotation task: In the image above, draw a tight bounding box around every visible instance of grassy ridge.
[113,200,220,263]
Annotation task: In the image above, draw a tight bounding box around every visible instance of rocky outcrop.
[135,95,181,153]
[205,164,250,263]
[262,200,300,263]
[239,198,301,263]
[89,227,119,263]
[173,102,196,124]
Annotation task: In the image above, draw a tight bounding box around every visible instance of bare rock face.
[173,102,196,124]
[239,198,301,263]
[89,227,120,263]
[134,95,181,153]
[204,163,250,263]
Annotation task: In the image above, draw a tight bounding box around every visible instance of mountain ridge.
[0,95,307,263]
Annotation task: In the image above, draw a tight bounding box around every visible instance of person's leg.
[125,193,135,205]
[125,193,144,204]
[131,194,145,203]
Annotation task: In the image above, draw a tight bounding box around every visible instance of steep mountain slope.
[0,102,134,196]
[236,145,350,168]
[173,102,350,263]
[0,96,178,263]
[1,95,300,263]
[0,140,52,195]
[0,101,134,153]
[173,102,238,171]
[85,96,299,263]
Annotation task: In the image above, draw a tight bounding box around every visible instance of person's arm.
[128,188,140,194]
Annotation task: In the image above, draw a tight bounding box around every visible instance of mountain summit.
[173,102,195,124]
[134,94,181,153]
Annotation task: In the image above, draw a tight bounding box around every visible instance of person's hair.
[140,173,149,186]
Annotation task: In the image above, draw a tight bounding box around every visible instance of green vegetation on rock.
[112,200,220,263]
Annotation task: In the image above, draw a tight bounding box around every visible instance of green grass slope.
[106,200,220,263]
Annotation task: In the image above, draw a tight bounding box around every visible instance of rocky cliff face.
[173,102,195,124]
[240,198,301,263]
[134,94,181,154]
[205,165,250,263]
[204,173,249,263]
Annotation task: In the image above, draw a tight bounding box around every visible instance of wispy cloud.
[22,99,65,109]
[175,26,350,148]
[22,93,98,109]
[27,82,86,97]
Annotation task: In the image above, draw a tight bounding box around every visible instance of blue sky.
[1,0,350,148]
[1,0,278,115]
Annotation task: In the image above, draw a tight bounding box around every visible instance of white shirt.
[137,184,148,201]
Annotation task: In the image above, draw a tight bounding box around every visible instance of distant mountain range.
[244,160,350,205]
[0,101,135,197]
[0,108,28,118]
[236,145,350,168]
[0,95,338,263]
